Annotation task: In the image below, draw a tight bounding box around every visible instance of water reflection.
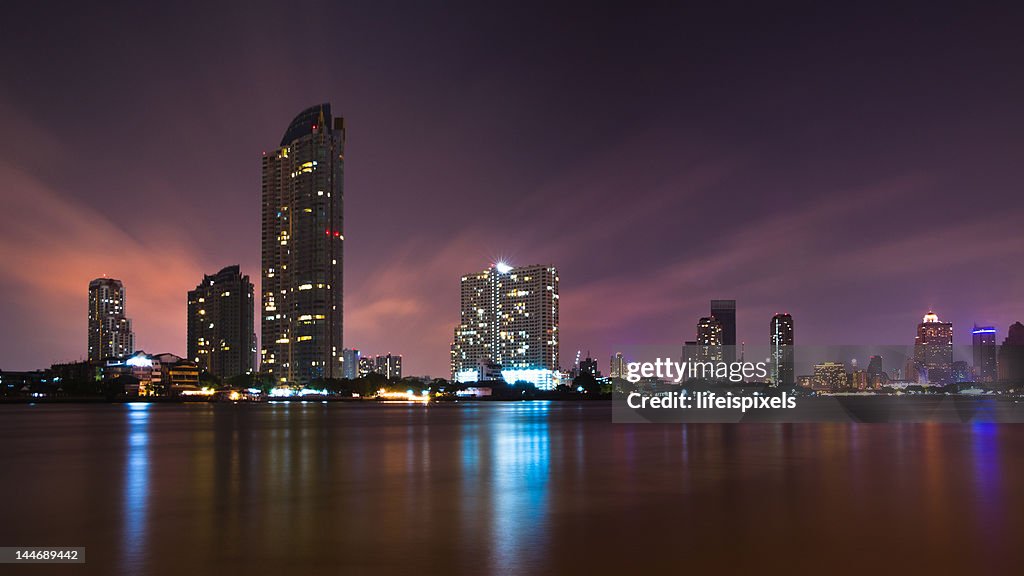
[2,403,1023,575]
[488,403,551,574]
[122,403,150,573]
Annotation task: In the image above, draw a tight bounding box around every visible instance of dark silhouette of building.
[261,104,345,384]
[973,325,997,383]
[998,322,1024,384]
[579,355,600,378]
[711,300,736,364]
[770,313,794,386]
[187,265,255,379]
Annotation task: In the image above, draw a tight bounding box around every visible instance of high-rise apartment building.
[88,278,134,361]
[187,265,255,379]
[769,313,794,386]
[914,311,953,384]
[374,354,403,380]
[711,299,736,364]
[261,104,345,385]
[972,326,997,383]
[451,263,559,388]
[696,316,723,363]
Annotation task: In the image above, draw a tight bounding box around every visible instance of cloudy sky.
[1,2,1023,376]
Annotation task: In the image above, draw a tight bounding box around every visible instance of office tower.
[973,326,997,383]
[342,348,360,379]
[769,313,794,386]
[374,354,403,380]
[696,316,723,364]
[87,278,134,361]
[609,352,626,379]
[451,262,559,388]
[813,361,846,392]
[998,322,1024,383]
[711,299,736,363]
[914,311,953,384]
[187,265,255,379]
[261,104,345,385]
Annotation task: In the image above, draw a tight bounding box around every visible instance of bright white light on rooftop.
[495,262,512,274]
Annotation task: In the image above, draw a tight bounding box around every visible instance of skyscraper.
[769,313,794,386]
[451,262,560,388]
[609,352,626,379]
[972,325,997,383]
[914,311,953,384]
[696,316,723,364]
[998,322,1024,384]
[88,278,133,361]
[261,104,345,385]
[342,348,360,379]
[187,265,255,379]
[711,299,736,364]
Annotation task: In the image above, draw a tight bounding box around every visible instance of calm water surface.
[1,401,1021,575]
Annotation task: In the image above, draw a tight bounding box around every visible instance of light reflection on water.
[0,402,1023,575]
[122,403,150,573]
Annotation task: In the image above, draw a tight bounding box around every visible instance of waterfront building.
[88,278,134,361]
[711,299,736,364]
[972,326,997,383]
[374,354,403,380]
[998,322,1024,384]
[261,104,345,384]
[342,348,360,379]
[696,316,723,364]
[813,361,847,392]
[914,312,953,384]
[451,262,560,388]
[187,265,255,379]
[769,313,794,386]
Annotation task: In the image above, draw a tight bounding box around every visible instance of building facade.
[451,263,560,388]
[373,354,403,380]
[813,361,847,392]
[972,326,997,383]
[88,278,134,361]
[998,322,1024,384]
[261,104,345,385]
[342,348,360,379]
[769,313,794,386]
[696,316,723,364]
[609,352,626,379]
[711,299,736,364]
[187,265,255,380]
[914,311,953,384]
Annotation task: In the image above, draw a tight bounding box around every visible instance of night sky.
[1,2,1023,376]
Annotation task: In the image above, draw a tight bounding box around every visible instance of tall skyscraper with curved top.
[261,104,345,385]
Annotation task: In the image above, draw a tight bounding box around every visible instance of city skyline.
[2,3,1024,377]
